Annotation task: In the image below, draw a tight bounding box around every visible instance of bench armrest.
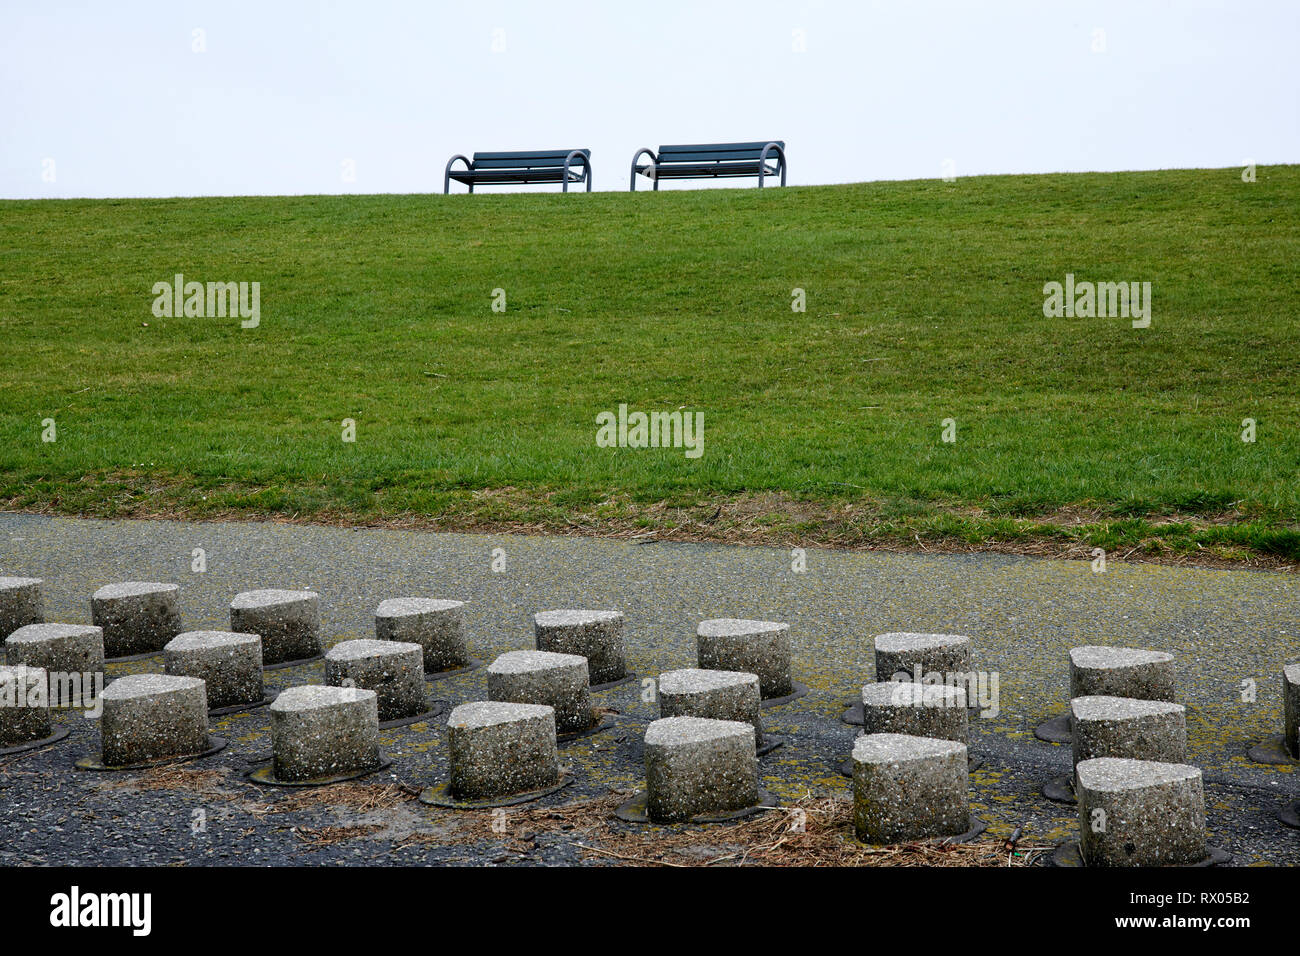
[758,143,786,188]
[563,150,591,193]
[444,154,472,194]
[629,147,658,191]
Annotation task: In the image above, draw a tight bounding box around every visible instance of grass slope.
[2,167,1298,562]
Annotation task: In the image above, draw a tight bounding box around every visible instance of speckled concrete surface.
[1070,696,1187,767]
[0,512,1297,866]
[1076,757,1208,866]
[852,732,970,843]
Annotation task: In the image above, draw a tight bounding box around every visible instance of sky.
[1,0,1297,197]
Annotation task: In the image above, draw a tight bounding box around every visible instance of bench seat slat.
[658,141,781,154]
[450,168,583,184]
[472,157,586,170]
[473,149,590,161]
[653,148,781,163]
[638,161,778,179]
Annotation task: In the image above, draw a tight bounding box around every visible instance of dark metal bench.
[629,141,786,191]
[444,149,592,194]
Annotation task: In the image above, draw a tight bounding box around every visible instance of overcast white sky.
[2,0,1296,197]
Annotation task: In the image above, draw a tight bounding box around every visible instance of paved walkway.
[1,514,1296,865]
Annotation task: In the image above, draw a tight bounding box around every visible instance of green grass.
[2,167,1298,561]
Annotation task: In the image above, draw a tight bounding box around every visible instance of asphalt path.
[1,513,1296,866]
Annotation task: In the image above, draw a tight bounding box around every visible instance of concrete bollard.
[657,668,764,750]
[487,650,594,735]
[533,609,628,686]
[4,623,104,698]
[90,582,183,658]
[1071,696,1187,767]
[0,577,43,638]
[0,665,52,749]
[375,598,472,674]
[446,701,560,802]
[230,589,322,666]
[1070,646,1176,701]
[269,685,382,783]
[1285,664,1299,759]
[164,631,265,712]
[861,680,968,741]
[874,632,971,682]
[1075,757,1209,867]
[852,733,972,844]
[643,716,759,823]
[97,674,211,767]
[325,638,428,723]
[697,618,796,700]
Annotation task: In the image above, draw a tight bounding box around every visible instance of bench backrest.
[656,141,784,164]
[472,149,590,170]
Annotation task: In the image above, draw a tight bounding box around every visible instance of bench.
[444,149,592,194]
[630,141,786,191]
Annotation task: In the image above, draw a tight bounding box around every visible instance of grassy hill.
[2,167,1298,563]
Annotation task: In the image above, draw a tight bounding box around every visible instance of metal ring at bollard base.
[1034,714,1072,744]
[418,772,574,810]
[245,755,394,788]
[0,724,71,757]
[1048,841,1232,868]
[76,737,229,772]
[614,788,779,825]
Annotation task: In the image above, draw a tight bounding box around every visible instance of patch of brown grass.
[7,483,1291,571]
[401,794,1047,867]
[244,781,420,817]
[397,793,625,852]
[583,798,1050,868]
[104,765,239,800]
[292,824,384,847]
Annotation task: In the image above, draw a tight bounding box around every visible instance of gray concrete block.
[5,623,104,691]
[1284,663,1299,759]
[1069,646,1175,702]
[0,577,43,639]
[0,665,51,747]
[100,674,209,766]
[534,609,627,685]
[447,701,559,801]
[852,733,969,844]
[230,589,321,665]
[644,716,758,822]
[1071,695,1186,768]
[487,650,592,734]
[325,638,427,721]
[1076,757,1207,867]
[657,668,762,746]
[270,685,380,782]
[861,680,968,741]
[696,618,792,698]
[874,632,971,682]
[164,631,264,710]
[91,582,182,657]
[375,598,469,672]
